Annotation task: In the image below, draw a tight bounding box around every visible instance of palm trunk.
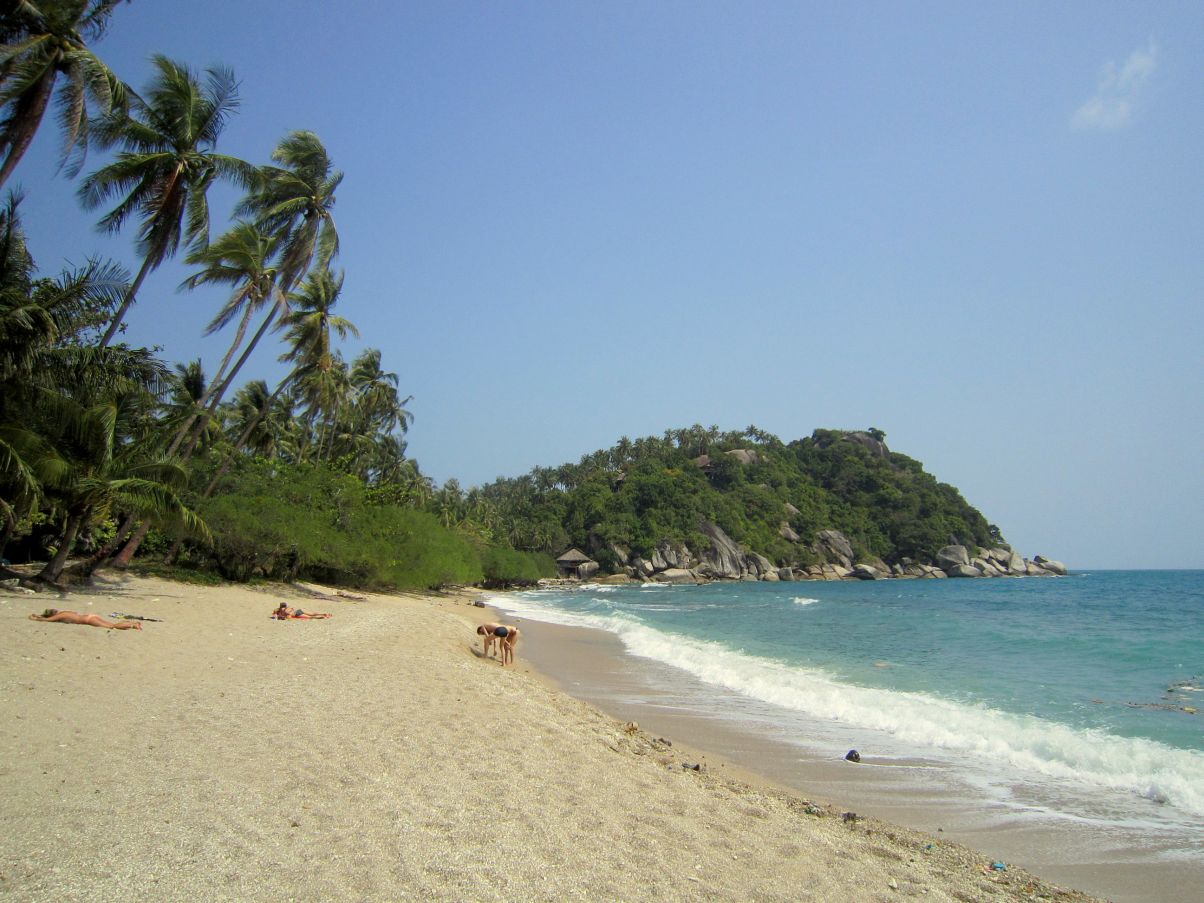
[64,516,138,579]
[0,72,55,190]
[110,298,286,567]
[38,512,83,584]
[107,520,149,569]
[99,252,157,347]
[201,371,293,499]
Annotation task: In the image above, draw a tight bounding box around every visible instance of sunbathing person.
[28,609,141,630]
[272,603,332,620]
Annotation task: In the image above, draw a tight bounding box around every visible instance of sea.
[488,570,1204,896]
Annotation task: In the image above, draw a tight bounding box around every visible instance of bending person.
[29,609,141,630]
[494,624,520,666]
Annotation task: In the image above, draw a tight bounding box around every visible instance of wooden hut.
[555,548,598,579]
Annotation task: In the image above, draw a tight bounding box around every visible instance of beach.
[1,574,1104,902]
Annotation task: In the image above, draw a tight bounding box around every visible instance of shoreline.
[2,574,1107,902]
[492,593,1202,903]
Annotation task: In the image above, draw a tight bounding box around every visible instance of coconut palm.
[278,269,358,461]
[237,130,341,292]
[33,393,206,585]
[78,54,255,346]
[0,0,127,188]
[196,267,356,500]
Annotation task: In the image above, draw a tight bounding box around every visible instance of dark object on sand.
[845,749,861,762]
[841,811,859,823]
[473,600,486,607]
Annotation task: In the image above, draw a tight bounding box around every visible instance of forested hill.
[478,426,1000,572]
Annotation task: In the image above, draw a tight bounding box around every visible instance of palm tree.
[174,133,341,447]
[197,267,356,500]
[109,132,342,568]
[0,0,127,188]
[166,220,280,456]
[278,268,358,461]
[78,54,255,346]
[34,393,206,585]
[236,130,341,292]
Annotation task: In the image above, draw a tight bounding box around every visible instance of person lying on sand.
[28,609,142,630]
[272,603,332,620]
[477,623,520,665]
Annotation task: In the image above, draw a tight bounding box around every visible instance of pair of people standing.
[476,623,520,666]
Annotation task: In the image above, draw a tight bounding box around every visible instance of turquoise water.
[494,571,1204,836]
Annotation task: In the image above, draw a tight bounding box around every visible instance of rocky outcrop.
[595,523,1066,585]
[936,545,970,570]
[946,563,983,578]
[816,530,855,569]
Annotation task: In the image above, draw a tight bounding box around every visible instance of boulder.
[973,557,1002,577]
[656,568,698,585]
[1006,551,1026,575]
[608,543,630,566]
[748,553,775,577]
[633,558,654,578]
[784,502,801,517]
[1026,560,1051,576]
[578,561,599,579]
[598,573,634,585]
[777,568,796,581]
[935,545,970,570]
[779,522,800,542]
[816,530,855,568]
[761,569,780,582]
[650,548,669,571]
[852,564,880,580]
[1034,556,1067,575]
[830,564,853,579]
[698,521,746,580]
[725,448,759,466]
[945,563,982,578]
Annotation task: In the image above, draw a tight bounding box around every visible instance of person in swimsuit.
[28,609,142,630]
[476,623,519,664]
[476,623,500,658]
[272,603,332,620]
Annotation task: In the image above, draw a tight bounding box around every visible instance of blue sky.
[13,2,1203,568]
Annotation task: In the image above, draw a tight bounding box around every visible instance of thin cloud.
[1071,40,1158,130]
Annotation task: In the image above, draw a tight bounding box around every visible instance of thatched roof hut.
[555,548,598,579]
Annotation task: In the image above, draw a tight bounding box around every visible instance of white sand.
[0,574,1100,902]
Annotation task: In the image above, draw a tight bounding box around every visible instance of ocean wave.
[496,592,1204,820]
[792,597,820,606]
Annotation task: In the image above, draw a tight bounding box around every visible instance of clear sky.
[13,2,1203,568]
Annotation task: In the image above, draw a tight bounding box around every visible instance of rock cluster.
[593,525,1066,585]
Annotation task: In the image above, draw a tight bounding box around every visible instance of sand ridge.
[0,574,1101,902]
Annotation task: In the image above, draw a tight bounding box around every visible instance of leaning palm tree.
[237,130,341,292]
[194,266,356,503]
[0,0,127,188]
[78,54,255,346]
[174,133,341,448]
[165,220,280,457]
[109,133,342,568]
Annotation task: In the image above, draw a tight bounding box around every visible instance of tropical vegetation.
[0,11,1001,593]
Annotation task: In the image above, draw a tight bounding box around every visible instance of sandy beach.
[1,574,1105,902]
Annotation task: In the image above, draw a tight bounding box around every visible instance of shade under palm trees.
[0,0,128,188]
[78,54,255,346]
